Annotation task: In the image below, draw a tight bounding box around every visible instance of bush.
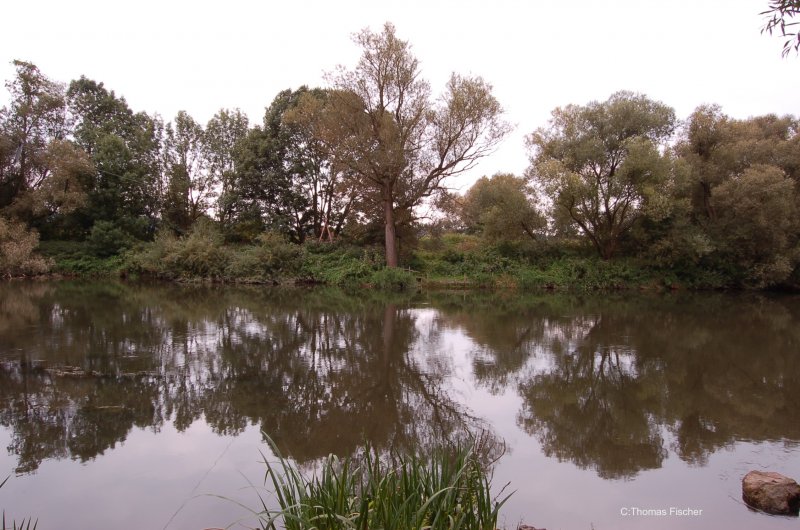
[128,221,227,279]
[87,221,133,257]
[0,218,50,277]
[39,240,124,275]
[225,233,302,281]
[369,267,417,291]
[299,244,383,288]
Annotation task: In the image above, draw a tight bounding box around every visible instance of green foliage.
[515,258,647,291]
[299,244,382,288]
[710,165,799,287]
[527,91,676,259]
[368,267,417,291]
[38,240,124,275]
[0,218,50,277]
[257,435,510,530]
[87,220,133,257]
[65,76,163,240]
[462,173,545,242]
[127,221,227,279]
[3,61,798,291]
[224,232,303,281]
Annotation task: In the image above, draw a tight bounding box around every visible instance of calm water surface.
[0,281,798,529]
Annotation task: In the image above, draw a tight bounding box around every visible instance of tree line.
[1,23,799,287]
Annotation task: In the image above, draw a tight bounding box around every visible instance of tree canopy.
[318,23,510,266]
[526,91,676,259]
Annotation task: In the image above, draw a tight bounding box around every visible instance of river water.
[0,280,798,529]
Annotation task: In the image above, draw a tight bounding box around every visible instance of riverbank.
[26,235,799,292]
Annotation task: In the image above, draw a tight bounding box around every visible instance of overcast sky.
[1,0,798,191]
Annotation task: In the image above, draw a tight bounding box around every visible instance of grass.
[1,476,37,530]
[255,435,511,530]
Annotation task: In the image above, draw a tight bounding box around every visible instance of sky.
[1,0,798,191]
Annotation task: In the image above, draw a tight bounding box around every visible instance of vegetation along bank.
[2,23,799,291]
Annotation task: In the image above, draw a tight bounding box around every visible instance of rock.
[742,470,800,515]
[518,525,546,530]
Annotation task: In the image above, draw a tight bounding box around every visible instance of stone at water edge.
[742,470,800,515]
[518,525,546,530]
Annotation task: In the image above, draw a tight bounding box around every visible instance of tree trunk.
[383,198,399,267]
[701,181,716,220]
[600,238,617,260]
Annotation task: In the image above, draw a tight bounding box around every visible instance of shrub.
[87,221,133,257]
[225,233,302,281]
[299,244,383,288]
[369,267,417,291]
[0,218,50,277]
[127,221,227,279]
[39,240,124,275]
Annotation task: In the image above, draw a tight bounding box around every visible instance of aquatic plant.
[257,435,511,530]
[1,476,37,530]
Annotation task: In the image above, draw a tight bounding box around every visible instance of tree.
[204,108,249,230]
[66,76,163,239]
[762,0,800,56]
[162,111,209,231]
[284,89,358,242]
[321,23,510,267]
[462,173,545,242]
[526,91,676,259]
[1,60,70,209]
[235,88,357,243]
[710,165,799,287]
[1,61,90,225]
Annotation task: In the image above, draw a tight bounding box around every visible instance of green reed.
[1,476,37,530]
[257,435,511,530]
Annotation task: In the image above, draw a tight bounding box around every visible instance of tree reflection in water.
[431,292,800,479]
[0,282,494,474]
[1,283,798,481]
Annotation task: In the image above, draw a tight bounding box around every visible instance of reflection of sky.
[2,292,800,530]
[0,422,269,530]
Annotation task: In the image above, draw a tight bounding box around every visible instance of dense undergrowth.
[14,227,781,292]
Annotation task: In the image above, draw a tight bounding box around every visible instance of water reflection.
[0,282,489,474]
[433,292,800,478]
[1,283,799,483]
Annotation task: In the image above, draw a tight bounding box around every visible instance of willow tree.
[322,23,510,267]
[526,91,676,260]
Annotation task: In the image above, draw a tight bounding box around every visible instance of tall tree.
[0,61,89,224]
[162,111,209,231]
[235,88,357,243]
[235,89,310,241]
[284,89,358,242]
[66,76,163,238]
[1,60,70,210]
[526,91,676,259]
[321,23,510,267]
[204,108,248,230]
[672,107,800,285]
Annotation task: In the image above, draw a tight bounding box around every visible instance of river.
[0,280,798,529]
